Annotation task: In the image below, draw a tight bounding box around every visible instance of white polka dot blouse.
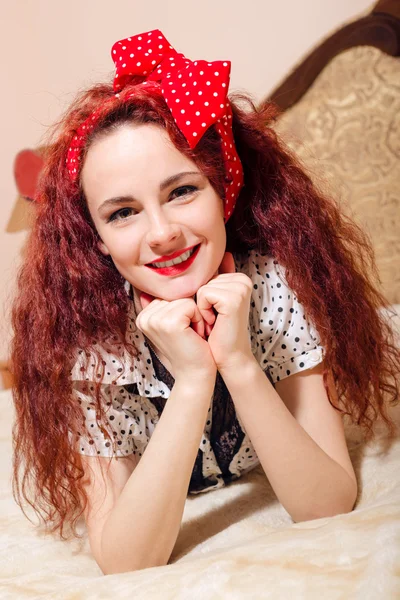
[69,249,325,493]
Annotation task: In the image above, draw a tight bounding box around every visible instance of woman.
[11,29,399,574]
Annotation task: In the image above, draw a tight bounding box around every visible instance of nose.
[145,211,183,250]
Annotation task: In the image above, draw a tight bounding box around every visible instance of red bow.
[112,30,232,149]
[66,29,243,223]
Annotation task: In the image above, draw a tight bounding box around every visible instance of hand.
[137,293,217,381]
[195,252,254,370]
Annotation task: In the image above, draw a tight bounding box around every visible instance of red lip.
[145,244,201,275]
[145,245,197,265]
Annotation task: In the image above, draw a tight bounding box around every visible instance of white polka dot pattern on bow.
[66,29,244,224]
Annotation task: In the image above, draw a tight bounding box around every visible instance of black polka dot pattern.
[71,380,157,458]
[240,250,325,383]
[70,249,324,483]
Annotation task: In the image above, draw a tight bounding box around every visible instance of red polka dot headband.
[66,29,244,223]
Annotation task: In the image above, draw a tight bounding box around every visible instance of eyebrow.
[98,171,202,214]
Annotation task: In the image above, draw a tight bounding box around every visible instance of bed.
[2,1,400,597]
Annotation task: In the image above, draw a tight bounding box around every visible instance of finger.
[136,296,166,329]
[191,318,205,339]
[195,291,215,325]
[139,291,156,310]
[197,287,233,317]
[190,304,206,339]
[194,292,215,326]
[200,307,217,326]
[205,322,214,337]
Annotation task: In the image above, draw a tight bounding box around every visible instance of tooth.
[156,252,188,267]
[152,247,194,268]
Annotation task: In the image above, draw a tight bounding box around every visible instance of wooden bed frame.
[263,0,400,112]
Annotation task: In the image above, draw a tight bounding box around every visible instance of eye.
[170,185,198,199]
[107,207,135,223]
[107,185,198,223]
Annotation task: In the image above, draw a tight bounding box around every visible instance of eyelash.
[107,185,198,223]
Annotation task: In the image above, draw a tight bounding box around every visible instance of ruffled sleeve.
[243,252,325,384]
[69,380,158,458]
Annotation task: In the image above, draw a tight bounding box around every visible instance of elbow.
[292,479,358,524]
[98,530,171,574]
[293,504,355,524]
[336,477,358,517]
[99,552,170,575]
[101,560,168,576]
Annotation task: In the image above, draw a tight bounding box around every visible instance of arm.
[82,372,216,574]
[218,357,357,523]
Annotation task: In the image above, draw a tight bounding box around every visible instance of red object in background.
[14,149,44,201]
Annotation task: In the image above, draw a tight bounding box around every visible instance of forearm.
[219,357,356,523]
[100,373,216,574]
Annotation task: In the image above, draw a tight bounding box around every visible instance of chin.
[159,277,207,301]
[136,258,218,301]
[160,288,197,302]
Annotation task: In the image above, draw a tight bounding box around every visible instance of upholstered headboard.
[263,0,400,305]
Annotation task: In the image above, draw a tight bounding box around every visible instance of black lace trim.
[210,372,245,480]
[145,344,247,491]
[123,346,274,492]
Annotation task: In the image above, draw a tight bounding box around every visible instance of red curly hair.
[10,80,400,540]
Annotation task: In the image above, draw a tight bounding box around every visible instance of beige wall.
[1,0,374,360]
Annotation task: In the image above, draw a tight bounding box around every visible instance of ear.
[97,240,110,256]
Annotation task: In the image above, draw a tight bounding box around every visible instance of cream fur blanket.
[1,306,399,599]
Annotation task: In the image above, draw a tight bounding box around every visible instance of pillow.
[274,47,400,305]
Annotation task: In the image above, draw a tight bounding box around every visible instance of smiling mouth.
[147,245,199,268]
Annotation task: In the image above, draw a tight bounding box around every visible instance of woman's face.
[82,122,227,301]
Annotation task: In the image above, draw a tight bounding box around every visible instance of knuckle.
[147,313,158,328]
[242,274,253,286]
[241,282,252,295]
[164,318,179,334]
[183,297,196,307]
[195,286,204,297]
[232,299,242,311]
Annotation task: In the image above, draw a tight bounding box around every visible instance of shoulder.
[233,248,292,303]
[71,379,157,458]
[234,249,325,384]
[69,301,142,386]
[69,299,172,399]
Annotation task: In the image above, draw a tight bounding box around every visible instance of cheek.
[104,232,139,264]
[195,193,225,228]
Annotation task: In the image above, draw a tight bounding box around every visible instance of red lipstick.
[145,244,201,276]
[146,245,197,265]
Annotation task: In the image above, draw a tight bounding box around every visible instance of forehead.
[81,123,199,202]
[82,124,193,180]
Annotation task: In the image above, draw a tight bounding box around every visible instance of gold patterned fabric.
[274,47,400,304]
